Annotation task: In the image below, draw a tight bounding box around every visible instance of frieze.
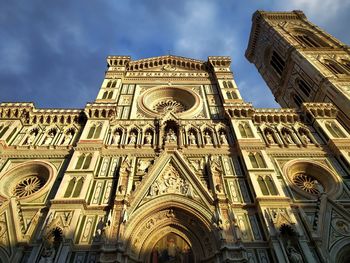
[125,71,209,78]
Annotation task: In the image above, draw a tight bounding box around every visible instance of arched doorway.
[123,199,218,263]
[150,232,194,263]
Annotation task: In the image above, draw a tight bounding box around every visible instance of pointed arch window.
[75,154,92,170]
[323,60,345,75]
[293,93,303,107]
[64,177,84,198]
[325,122,345,138]
[226,91,232,99]
[249,152,267,168]
[258,176,278,196]
[270,51,285,76]
[341,60,350,72]
[223,81,228,89]
[228,82,234,88]
[239,123,254,138]
[87,123,103,139]
[106,81,112,88]
[258,176,269,195]
[0,126,9,139]
[107,91,113,99]
[102,91,108,99]
[297,79,311,97]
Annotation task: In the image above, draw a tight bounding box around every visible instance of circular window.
[0,161,54,200]
[283,160,342,199]
[138,86,202,118]
[13,175,44,198]
[292,173,324,195]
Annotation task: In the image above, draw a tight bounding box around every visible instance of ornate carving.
[13,175,44,198]
[292,173,324,195]
[148,164,194,198]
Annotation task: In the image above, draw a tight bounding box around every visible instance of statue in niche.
[204,132,212,144]
[286,244,303,263]
[188,132,196,145]
[144,132,152,144]
[219,132,228,144]
[61,131,73,145]
[38,245,56,263]
[113,131,121,145]
[282,130,294,144]
[128,132,137,145]
[26,130,38,145]
[299,130,312,144]
[43,130,55,145]
[165,128,177,143]
[265,130,275,144]
[149,182,159,196]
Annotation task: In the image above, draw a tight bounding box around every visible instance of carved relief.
[148,164,195,198]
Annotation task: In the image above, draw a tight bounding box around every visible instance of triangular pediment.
[128,150,214,213]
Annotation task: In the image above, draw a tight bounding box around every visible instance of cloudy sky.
[0,0,349,109]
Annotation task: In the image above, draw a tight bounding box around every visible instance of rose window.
[13,175,44,198]
[153,99,186,114]
[292,173,324,195]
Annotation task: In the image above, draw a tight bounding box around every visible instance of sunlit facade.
[0,10,349,263]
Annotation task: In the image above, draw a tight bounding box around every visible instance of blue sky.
[0,0,349,109]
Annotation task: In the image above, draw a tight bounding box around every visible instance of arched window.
[82,154,92,169]
[111,80,117,88]
[226,91,232,99]
[249,153,258,168]
[270,51,285,76]
[239,123,253,138]
[295,34,321,47]
[265,176,278,195]
[293,93,303,107]
[75,154,92,170]
[341,60,350,72]
[94,124,102,139]
[0,126,9,138]
[231,91,238,99]
[249,152,266,168]
[72,177,84,197]
[223,81,228,89]
[107,91,113,99]
[297,79,311,97]
[228,82,234,89]
[87,125,96,139]
[102,91,108,99]
[75,154,85,169]
[64,178,76,197]
[256,153,266,168]
[258,176,269,195]
[325,122,345,138]
[323,60,345,74]
[106,81,112,88]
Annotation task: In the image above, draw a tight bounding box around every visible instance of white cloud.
[276,0,350,22]
[172,0,236,59]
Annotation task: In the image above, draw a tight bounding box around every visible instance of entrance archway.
[123,199,218,262]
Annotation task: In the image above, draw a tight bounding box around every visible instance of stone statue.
[113,131,121,145]
[219,132,228,144]
[128,132,137,144]
[62,131,73,145]
[38,245,56,263]
[300,131,311,144]
[283,131,293,144]
[43,131,55,145]
[188,132,196,145]
[26,131,37,145]
[287,245,303,263]
[204,132,212,144]
[165,129,177,143]
[265,131,275,144]
[144,132,152,144]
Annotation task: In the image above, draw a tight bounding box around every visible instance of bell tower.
[245,10,350,129]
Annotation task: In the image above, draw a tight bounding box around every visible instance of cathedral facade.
[0,10,349,263]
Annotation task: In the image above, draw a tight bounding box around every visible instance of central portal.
[150,233,194,263]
